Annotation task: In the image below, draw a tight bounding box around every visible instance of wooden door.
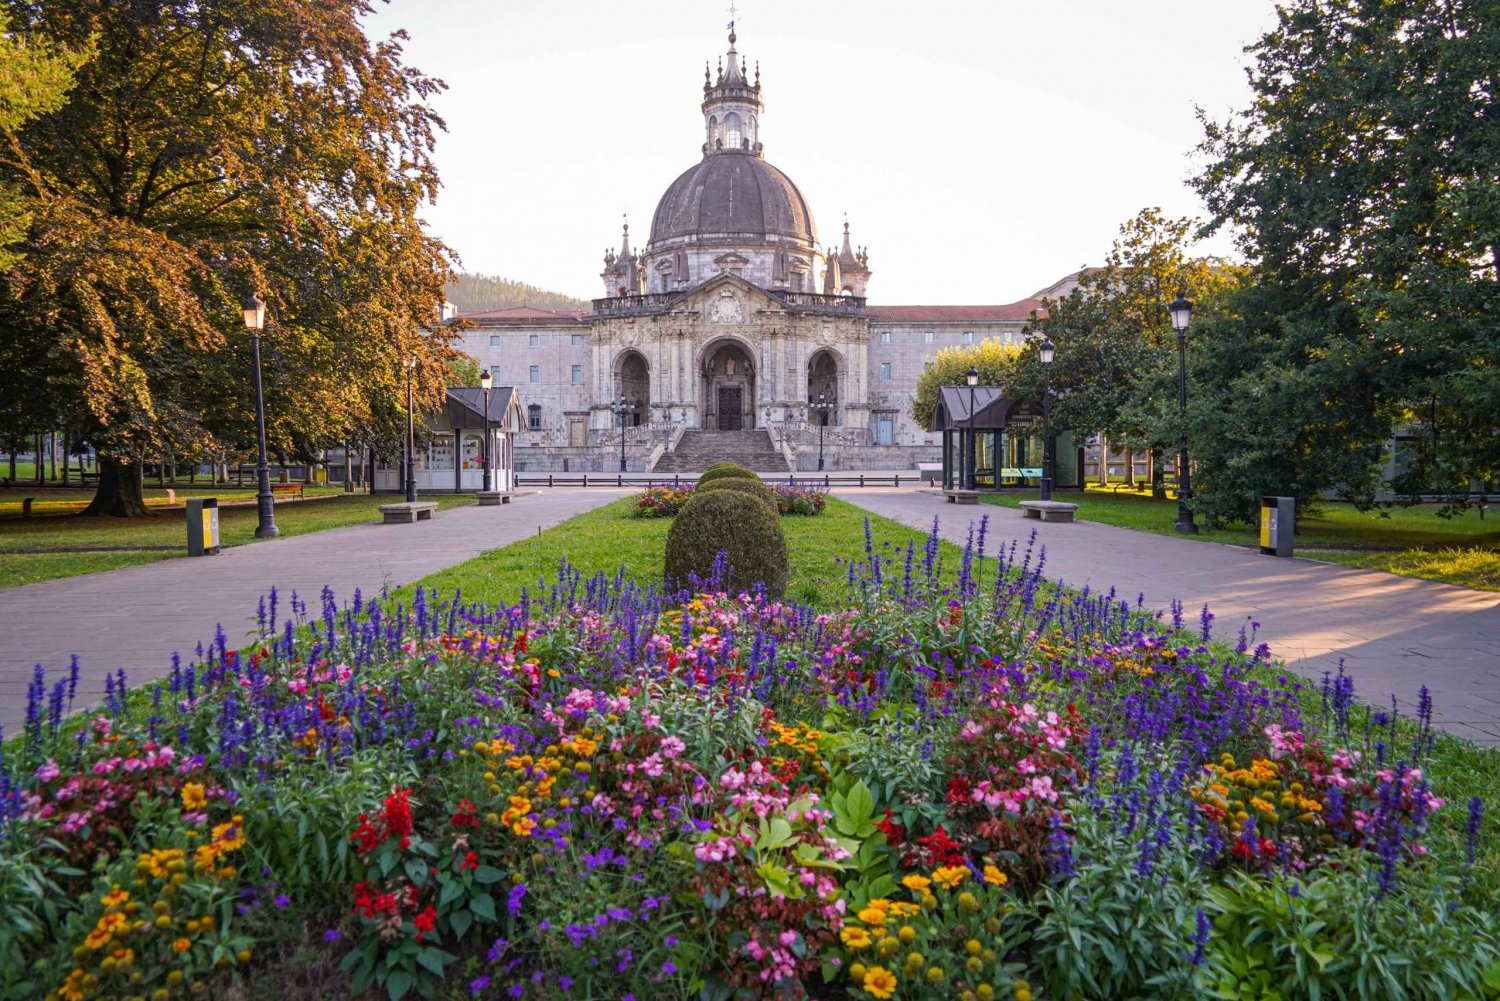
[718,387,742,430]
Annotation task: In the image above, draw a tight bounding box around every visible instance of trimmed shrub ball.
[698,462,757,485]
[665,489,788,598]
[692,476,778,515]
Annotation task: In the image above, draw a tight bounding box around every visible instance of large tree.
[0,1,460,515]
[1194,0,1500,516]
[1021,209,1238,495]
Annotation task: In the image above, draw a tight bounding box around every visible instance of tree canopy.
[1192,0,1500,517]
[0,0,461,514]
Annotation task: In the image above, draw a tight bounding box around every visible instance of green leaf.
[470,893,496,922]
[386,969,412,1001]
[846,781,874,827]
[416,948,448,976]
[437,878,463,908]
[473,866,504,885]
[449,909,472,939]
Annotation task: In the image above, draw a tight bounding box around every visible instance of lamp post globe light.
[241,293,279,539]
[1039,339,1055,501]
[1168,291,1197,535]
[403,356,418,504]
[811,394,833,471]
[479,369,494,492]
[965,366,979,491]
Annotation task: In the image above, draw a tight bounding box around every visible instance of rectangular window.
[962,331,974,344]
[528,334,540,348]
[528,364,540,384]
[489,335,501,347]
[880,362,892,380]
[489,364,501,380]
[924,331,934,343]
[880,330,891,343]
[570,364,582,384]
[570,334,584,346]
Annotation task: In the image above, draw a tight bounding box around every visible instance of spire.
[700,22,764,157]
[618,216,632,259]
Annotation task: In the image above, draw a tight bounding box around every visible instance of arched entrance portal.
[702,340,756,431]
[807,350,839,425]
[616,351,649,426]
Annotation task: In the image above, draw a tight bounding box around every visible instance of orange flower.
[171,937,192,953]
[931,865,968,889]
[862,965,898,999]
[982,865,1008,887]
[181,782,207,812]
[901,874,931,892]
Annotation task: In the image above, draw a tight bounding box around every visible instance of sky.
[361,0,1279,305]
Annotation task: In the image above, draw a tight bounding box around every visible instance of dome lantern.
[701,27,763,157]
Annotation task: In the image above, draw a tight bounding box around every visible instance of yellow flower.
[931,865,968,889]
[858,906,889,926]
[171,938,192,953]
[210,818,245,853]
[901,874,931,892]
[861,965,898,999]
[840,926,872,950]
[181,782,207,812]
[982,865,1008,887]
[101,887,131,910]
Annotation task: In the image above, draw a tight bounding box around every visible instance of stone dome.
[648,152,817,248]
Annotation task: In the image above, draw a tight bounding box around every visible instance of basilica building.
[458,28,1072,472]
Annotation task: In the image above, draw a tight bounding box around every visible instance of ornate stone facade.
[459,28,1067,471]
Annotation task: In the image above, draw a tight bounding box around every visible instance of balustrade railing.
[591,289,866,317]
[770,420,868,448]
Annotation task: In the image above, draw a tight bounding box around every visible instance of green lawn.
[409,496,970,610]
[0,493,474,588]
[982,488,1500,590]
[0,484,345,517]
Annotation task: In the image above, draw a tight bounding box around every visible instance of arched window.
[708,115,717,147]
[724,112,742,150]
[748,115,757,146]
[527,404,542,431]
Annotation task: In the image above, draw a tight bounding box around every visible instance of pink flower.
[1026,776,1059,803]
[33,760,59,783]
[778,929,798,947]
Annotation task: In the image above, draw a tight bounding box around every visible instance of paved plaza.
[836,489,1500,746]
[0,489,628,731]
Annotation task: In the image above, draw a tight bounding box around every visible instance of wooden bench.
[1019,500,1079,523]
[270,483,304,501]
[475,491,513,506]
[379,501,439,524]
[944,489,980,505]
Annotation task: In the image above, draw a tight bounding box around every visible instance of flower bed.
[2,524,1495,1000]
[635,483,828,519]
[633,485,694,518]
[771,483,827,516]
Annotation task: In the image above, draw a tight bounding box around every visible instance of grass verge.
[0,493,475,588]
[982,489,1500,590]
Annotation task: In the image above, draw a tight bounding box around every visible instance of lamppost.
[613,396,632,472]
[811,394,833,471]
[1169,291,1197,534]
[965,366,979,491]
[479,368,493,492]
[240,293,279,539]
[403,356,417,503]
[1039,338,1055,501]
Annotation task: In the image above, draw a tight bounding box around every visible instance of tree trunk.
[35,433,44,484]
[83,453,151,517]
[1151,448,1166,499]
[1098,434,1109,485]
[1123,447,1135,487]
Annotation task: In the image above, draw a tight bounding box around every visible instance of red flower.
[917,826,966,867]
[383,787,413,843]
[876,808,906,847]
[1231,840,1254,861]
[945,775,972,805]
[452,799,480,829]
[413,905,437,942]
[461,851,479,872]
[351,814,384,855]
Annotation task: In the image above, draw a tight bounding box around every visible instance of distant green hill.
[446,274,590,313]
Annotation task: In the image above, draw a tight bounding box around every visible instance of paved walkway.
[0,489,627,731]
[837,489,1500,746]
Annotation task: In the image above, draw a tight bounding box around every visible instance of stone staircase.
[652,430,790,474]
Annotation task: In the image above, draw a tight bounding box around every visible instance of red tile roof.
[866,300,1042,323]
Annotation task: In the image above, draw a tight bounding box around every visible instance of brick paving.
[837,489,1500,746]
[0,489,627,731]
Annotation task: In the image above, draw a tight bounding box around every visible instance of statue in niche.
[726,358,736,376]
